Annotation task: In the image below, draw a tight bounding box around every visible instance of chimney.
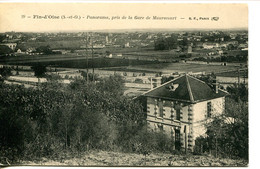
[212,79,218,93]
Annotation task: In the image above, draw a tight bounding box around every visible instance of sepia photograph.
[0,2,249,167]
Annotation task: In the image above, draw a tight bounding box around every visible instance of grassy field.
[104,62,239,74]
[216,69,248,77]
[1,55,239,74]
[1,55,160,69]
[19,150,247,166]
[1,52,241,74]
[1,54,84,64]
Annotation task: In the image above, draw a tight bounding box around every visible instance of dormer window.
[168,83,179,91]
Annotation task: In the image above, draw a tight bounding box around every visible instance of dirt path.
[20,151,248,166]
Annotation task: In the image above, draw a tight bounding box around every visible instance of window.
[158,124,164,131]
[158,100,164,117]
[207,102,212,118]
[176,108,181,121]
[175,129,181,150]
[170,109,174,119]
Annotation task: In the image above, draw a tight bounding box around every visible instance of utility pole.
[91,34,94,81]
[243,69,246,84]
[215,136,218,158]
[86,34,89,83]
[237,68,240,85]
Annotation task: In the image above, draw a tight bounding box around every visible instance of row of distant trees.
[154,35,188,51]
[0,45,60,57]
[154,33,247,51]
[0,45,13,56]
[192,55,248,63]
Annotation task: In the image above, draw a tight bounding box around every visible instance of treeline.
[0,45,14,57]
[154,35,188,51]
[0,75,172,164]
[192,55,248,63]
[153,32,244,51]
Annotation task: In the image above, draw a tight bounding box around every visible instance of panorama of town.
[0,29,248,166]
[0,30,248,94]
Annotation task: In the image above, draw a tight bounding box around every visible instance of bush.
[203,97,248,160]
[0,75,149,163]
[134,78,143,83]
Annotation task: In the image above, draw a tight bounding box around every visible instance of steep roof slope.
[143,74,228,103]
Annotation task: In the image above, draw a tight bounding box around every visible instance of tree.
[97,74,125,96]
[197,77,248,160]
[0,35,6,43]
[105,50,111,56]
[195,76,248,160]
[31,64,47,78]
[203,98,248,160]
[197,73,216,84]
[161,76,174,84]
[0,45,13,56]
[227,83,248,102]
[31,63,47,84]
[178,37,188,48]
[227,44,235,50]
[0,74,172,164]
[80,71,99,82]
[46,73,62,82]
[36,45,52,55]
[0,66,12,82]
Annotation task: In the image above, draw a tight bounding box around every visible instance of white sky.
[0,3,248,32]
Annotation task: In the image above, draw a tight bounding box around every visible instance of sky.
[0,3,248,32]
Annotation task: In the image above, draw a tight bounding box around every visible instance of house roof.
[142,74,228,103]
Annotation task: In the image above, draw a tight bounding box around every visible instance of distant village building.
[218,50,224,55]
[203,43,219,49]
[26,48,36,54]
[106,36,109,43]
[0,43,17,50]
[125,42,130,48]
[106,54,113,58]
[140,75,228,152]
[16,49,23,53]
[175,46,182,52]
[238,43,248,49]
[187,46,192,54]
[150,77,162,89]
[117,53,123,57]
[52,49,69,54]
[241,48,248,51]
[227,41,239,46]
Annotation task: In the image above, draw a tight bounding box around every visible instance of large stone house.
[140,74,228,152]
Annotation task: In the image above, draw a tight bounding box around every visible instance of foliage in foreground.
[194,87,248,160]
[0,73,248,164]
[0,75,172,164]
